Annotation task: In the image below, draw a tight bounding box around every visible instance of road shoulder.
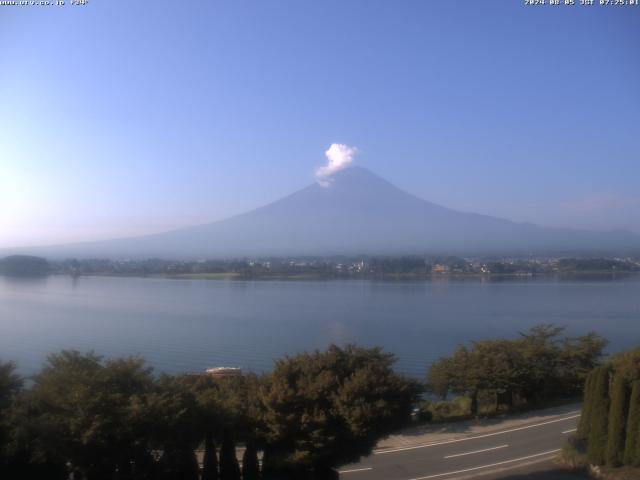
[376,403,581,452]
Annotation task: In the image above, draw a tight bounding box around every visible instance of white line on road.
[375,413,580,455]
[444,444,508,459]
[410,449,561,480]
[562,428,577,434]
[338,467,373,474]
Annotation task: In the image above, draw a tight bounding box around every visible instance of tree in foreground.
[586,365,611,465]
[1,358,67,480]
[623,380,640,467]
[142,375,201,480]
[426,325,607,416]
[574,347,640,469]
[11,351,157,480]
[219,429,241,480]
[184,371,264,479]
[0,361,23,477]
[427,346,482,415]
[202,434,219,480]
[260,345,421,478]
[242,442,261,480]
[606,373,629,466]
[577,369,596,439]
[0,361,22,412]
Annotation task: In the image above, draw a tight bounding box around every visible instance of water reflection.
[0,274,638,379]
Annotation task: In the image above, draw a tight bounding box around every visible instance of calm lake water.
[1,274,639,378]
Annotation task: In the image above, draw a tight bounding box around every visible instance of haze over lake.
[1,274,638,378]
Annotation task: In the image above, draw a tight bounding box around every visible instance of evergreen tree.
[577,370,596,439]
[219,430,241,480]
[623,380,640,467]
[159,448,199,480]
[202,434,219,480]
[587,365,611,465]
[242,442,261,480]
[606,373,629,466]
[260,445,280,480]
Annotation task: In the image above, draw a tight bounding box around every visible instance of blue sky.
[1,0,638,247]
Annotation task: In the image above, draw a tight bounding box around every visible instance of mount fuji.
[6,167,639,259]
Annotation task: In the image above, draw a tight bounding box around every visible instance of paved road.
[339,412,580,480]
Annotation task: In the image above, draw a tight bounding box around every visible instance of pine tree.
[623,381,640,467]
[260,445,280,480]
[219,430,241,480]
[606,373,629,466]
[587,365,611,465]
[578,370,596,439]
[159,448,199,480]
[202,434,219,480]
[242,442,261,480]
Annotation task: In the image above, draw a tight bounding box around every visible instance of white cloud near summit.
[315,143,358,187]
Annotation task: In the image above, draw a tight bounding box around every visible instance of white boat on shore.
[205,367,242,377]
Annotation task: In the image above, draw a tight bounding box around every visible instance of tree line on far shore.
[0,325,608,480]
[2,254,638,280]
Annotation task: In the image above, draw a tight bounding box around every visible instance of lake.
[1,274,639,378]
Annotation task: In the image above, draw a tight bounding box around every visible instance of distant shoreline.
[4,270,636,282]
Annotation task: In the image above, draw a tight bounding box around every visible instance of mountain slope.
[6,167,639,258]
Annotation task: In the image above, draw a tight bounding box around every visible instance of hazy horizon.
[2,1,639,249]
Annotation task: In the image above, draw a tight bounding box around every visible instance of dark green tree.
[242,442,261,480]
[623,380,640,467]
[426,325,606,417]
[517,325,564,403]
[560,332,609,395]
[141,375,201,480]
[606,374,629,466]
[219,429,241,480]
[0,361,22,411]
[156,449,198,480]
[1,361,67,479]
[428,346,482,415]
[577,369,596,439]
[202,434,219,480]
[184,372,264,449]
[612,348,640,384]
[12,351,156,480]
[260,345,421,476]
[587,365,611,465]
[0,361,23,477]
[471,339,524,411]
[426,356,453,400]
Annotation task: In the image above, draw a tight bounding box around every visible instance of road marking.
[338,467,373,474]
[444,444,508,459]
[562,428,577,434]
[375,413,580,455]
[410,449,561,480]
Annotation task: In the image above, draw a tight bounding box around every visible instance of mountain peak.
[316,166,399,192]
[4,166,638,259]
